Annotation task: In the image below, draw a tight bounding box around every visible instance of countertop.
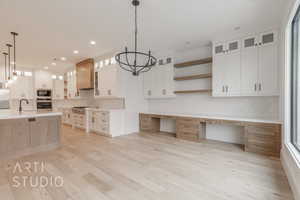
[141,112,282,124]
[0,110,62,120]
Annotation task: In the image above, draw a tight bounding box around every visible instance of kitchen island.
[0,110,62,160]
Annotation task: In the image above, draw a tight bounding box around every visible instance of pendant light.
[115,0,157,76]
[2,52,8,83]
[6,44,12,83]
[11,32,18,80]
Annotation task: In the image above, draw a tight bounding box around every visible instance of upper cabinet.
[94,58,123,98]
[76,58,94,90]
[52,76,64,100]
[143,61,175,99]
[241,31,278,96]
[213,40,241,97]
[212,30,278,97]
[34,70,53,89]
[66,70,80,99]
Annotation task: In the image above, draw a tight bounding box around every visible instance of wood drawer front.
[177,132,199,142]
[246,144,278,156]
[176,126,199,135]
[245,125,280,136]
[176,118,199,125]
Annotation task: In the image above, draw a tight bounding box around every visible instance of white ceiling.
[0,0,285,72]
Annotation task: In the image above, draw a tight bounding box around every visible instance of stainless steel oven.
[36,89,52,111]
[37,89,52,98]
[37,101,52,111]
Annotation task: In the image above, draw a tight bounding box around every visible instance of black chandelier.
[115,0,157,76]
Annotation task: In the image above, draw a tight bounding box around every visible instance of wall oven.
[36,89,52,111]
[37,89,52,98]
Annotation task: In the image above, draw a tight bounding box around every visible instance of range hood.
[76,58,94,90]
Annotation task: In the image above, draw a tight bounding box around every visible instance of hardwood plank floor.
[0,125,294,200]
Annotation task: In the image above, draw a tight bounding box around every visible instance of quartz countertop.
[141,112,282,124]
[0,110,62,120]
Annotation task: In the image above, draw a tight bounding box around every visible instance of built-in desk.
[139,113,282,157]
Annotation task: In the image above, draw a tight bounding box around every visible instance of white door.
[241,35,259,96]
[212,43,227,97]
[258,31,278,96]
[225,40,241,96]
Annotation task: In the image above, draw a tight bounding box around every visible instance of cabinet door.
[241,35,259,96]
[46,117,60,144]
[106,65,118,97]
[161,63,175,97]
[212,53,227,96]
[0,121,13,156]
[12,119,30,151]
[226,40,241,96]
[30,118,48,147]
[143,67,154,98]
[53,80,64,100]
[258,35,278,96]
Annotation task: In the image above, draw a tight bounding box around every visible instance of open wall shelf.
[174,57,212,68]
[174,73,212,81]
[174,89,212,94]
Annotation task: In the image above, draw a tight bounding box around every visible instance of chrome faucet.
[19,98,29,112]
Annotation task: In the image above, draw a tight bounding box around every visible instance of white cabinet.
[143,63,175,99]
[87,109,125,137]
[213,40,241,97]
[9,76,34,99]
[66,70,80,99]
[53,79,64,100]
[213,30,278,97]
[241,31,278,96]
[94,63,122,98]
[35,70,53,89]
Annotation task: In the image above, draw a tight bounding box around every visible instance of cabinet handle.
[28,118,36,122]
[162,89,166,95]
[259,83,262,91]
[226,85,229,92]
[254,84,257,91]
[222,86,225,92]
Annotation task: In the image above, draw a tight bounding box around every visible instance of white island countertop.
[0,110,62,120]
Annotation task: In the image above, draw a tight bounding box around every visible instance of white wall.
[148,46,279,144]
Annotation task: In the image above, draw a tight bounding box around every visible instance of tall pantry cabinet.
[212,30,278,97]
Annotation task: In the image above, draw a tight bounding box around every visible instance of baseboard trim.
[281,146,300,200]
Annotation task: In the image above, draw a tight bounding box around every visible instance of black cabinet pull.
[28,118,36,122]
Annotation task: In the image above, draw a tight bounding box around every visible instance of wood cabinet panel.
[245,124,281,157]
[76,58,94,89]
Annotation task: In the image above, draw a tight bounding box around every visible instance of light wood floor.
[0,125,294,200]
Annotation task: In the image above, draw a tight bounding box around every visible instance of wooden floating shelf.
[174,73,212,81]
[174,89,212,94]
[174,57,212,68]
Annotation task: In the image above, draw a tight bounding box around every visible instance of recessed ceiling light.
[90,41,96,45]
[60,57,67,61]
[51,62,56,66]
[44,66,49,70]
[73,50,79,54]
